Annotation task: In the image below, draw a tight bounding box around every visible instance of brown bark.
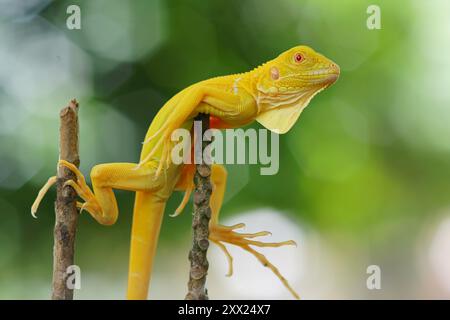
[185,113,212,300]
[52,99,80,300]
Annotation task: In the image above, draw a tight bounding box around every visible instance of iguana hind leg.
[173,164,299,299]
[207,164,300,299]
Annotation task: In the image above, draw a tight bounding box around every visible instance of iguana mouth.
[303,68,338,76]
[300,64,340,84]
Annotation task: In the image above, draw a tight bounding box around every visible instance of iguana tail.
[126,191,166,299]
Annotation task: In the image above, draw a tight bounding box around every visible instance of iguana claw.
[210,223,299,299]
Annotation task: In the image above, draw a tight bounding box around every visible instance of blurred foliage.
[1,0,450,298]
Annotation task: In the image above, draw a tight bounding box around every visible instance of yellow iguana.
[31,45,339,299]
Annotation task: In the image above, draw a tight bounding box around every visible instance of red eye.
[294,53,304,63]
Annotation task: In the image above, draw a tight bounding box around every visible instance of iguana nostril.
[332,63,340,74]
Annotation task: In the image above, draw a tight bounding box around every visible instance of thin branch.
[52,99,80,300]
[185,113,212,300]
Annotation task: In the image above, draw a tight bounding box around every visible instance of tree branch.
[185,113,212,300]
[52,99,80,300]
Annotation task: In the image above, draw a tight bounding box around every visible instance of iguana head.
[254,45,339,134]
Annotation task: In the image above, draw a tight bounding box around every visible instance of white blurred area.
[390,0,450,152]
[74,208,341,300]
[0,3,93,189]
[74,208,422,300]
[418,213,450,299]
[428,217,450,293]
[0,0,160,189]
[208,209,316,299]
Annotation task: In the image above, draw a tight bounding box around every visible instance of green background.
[1,0,450,299]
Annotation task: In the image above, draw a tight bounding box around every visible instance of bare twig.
[185,113,212,300]
[52,99,80,300]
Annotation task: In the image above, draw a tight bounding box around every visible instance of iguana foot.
[209,223,300,299]
[59,160,101,214]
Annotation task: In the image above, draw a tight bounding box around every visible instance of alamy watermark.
[66,5,81,30]
[66,265,81,290]
[170,121,279,175]
[366,265,381,290]
[366,5,381,30]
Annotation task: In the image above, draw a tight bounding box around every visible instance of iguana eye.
[294,53,304,63]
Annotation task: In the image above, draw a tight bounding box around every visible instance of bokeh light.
[0,0,450,299]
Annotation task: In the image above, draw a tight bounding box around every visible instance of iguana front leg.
[32,160,165,225]
[174,164,299,299]
[32,159,173,300]
[139,85,255,177]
